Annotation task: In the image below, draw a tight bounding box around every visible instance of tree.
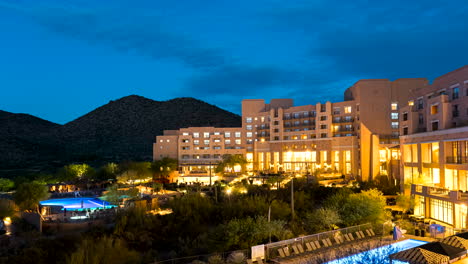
[94,163,119,181]
[67,236,141,264]
[396,193,414,215]
[13,181,50,212]
[304,208,341,233]
[58,164,95,182]
[102,184,121,205]
[215,155,247,174]
[339,189,387,226]
[151,157,178,181]
[0,178,14,192]
[118,162,152,184]
[0,198,16,218]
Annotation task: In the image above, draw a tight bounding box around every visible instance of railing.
[446,156,468,164]
[265,223,375,260]
[332,117,354,123]
[153,249,250,264]
[334,127,354,132]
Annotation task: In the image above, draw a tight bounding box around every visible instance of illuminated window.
[194,140,199,145]
[246,132,253,137]
[204,140,210,145]
[391,103,398,110]
[235,132,241,138]
[431,104,439,115]
[391,122,399,129]
[261,117,265,122]
[193,132,200,138]
[235,139,241,144]
[246,117,252,123]
[391,113,398,120]
[204,132,210,138]
[225,132,231,138]
[159,139,163,142]
[182,132,189,136]
[225,139,231,144]
[408,100,414,106]
[344,106,352,113]
[246,125,252,130]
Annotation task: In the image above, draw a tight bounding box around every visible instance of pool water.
[40,197,117,211]
[326,239,428,264]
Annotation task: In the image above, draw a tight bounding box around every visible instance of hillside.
[0,96,241,176]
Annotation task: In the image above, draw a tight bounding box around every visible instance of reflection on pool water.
[40,197,117,211]
[326,239,428,264]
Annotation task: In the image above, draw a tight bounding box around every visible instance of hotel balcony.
[446,156,468,164]
[411,184,468,203]
[332,117,354,123]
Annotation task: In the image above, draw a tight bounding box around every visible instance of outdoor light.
[226,188,232,195]
[4,217,11,225]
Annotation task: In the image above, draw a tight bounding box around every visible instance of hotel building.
[400,65,468,229]
[154,78,428,182]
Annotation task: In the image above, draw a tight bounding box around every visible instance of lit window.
[235,132,241,138]
[204,140,210,145]
[225,139,231,144]
[408,100,414,106]
[344,106,352,113]
[194,140,199,145]
[391,113,399,120]
[246,117,252,123]
[391,103,398,110]
[247,132,253,137]
[431,104,439,115]
[204,132,210,138]
[225,132,231,138]
[214,132,220,135]
[261,117,265,122]
[193,132,200,138]
[182,132,189,136]
[246,125,252,130]
[166,139,170,142]
[235,139,241,144]
[159,139,163,142]
[391,122,399,129]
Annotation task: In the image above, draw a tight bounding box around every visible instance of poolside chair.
[334,236,343,245]
[348,233,355,240]
[355,231,363,239]
[256,257,264,264]
[298,244,305,253]
[359,230,366,239]
[369,229,376,236]
[344,233,351,242]
[321,239,329,247]
[283,247,291,256]
[278,248,286,258]
[326,238,333,246]
[305,242,314,251]
[366,229,372,237]
[292,244,300,255]
[314,240,321,249]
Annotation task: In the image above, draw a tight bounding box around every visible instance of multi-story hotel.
[400,65,468,228]
[154,77,429,182]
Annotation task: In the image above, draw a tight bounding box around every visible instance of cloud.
[0,1,227,70]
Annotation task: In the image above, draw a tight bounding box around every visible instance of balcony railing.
[332,117,354,123]
[446,156,468,164]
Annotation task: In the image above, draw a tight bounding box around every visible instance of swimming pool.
[326,239,428,264]
[39,197,117,211]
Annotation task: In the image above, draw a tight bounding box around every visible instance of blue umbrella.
[393,226,403,240]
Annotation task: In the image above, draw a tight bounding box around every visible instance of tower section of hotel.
[241,99,358,177]
[399,65,468,229]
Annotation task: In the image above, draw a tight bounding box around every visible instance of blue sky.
[1,0,467,124]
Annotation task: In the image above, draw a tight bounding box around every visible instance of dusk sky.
[1,0,467,124]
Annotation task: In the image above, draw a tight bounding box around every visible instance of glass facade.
[430,199,453,225]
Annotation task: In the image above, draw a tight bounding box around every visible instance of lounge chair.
[283,247,291,256]
[359,231,366,238]
[334,236,342,245]
[369,229,376,236]
[355,231,363,239]
[326,238,333,246]
[322,239,330,247]
[314,240,321,249]
[278,248,286,258]
[298,244,305,253]
[344,234,351,242]
[348,233,355,240]
[256,257,264,264]
[305,242,314,251]
[366,229,372,237]
[292,244,300,255]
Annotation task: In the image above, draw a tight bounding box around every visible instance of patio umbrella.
[393,226,403,240]
[440,236,468,250]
